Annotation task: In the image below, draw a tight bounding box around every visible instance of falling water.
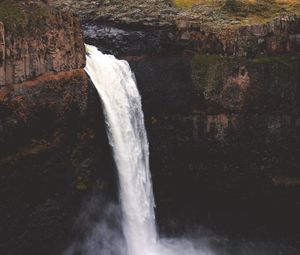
[85,45,157,255]
[66,44,294,255]
[84,44,219,255]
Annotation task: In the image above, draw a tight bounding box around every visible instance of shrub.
[224,0,239,12]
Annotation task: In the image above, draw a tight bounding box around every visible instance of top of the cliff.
[176,0,300,28]
[0,0,51,33]
[49,0,177,27]
[48,0,300,28]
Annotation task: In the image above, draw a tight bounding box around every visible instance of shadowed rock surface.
[50,0,300,57]
[0,2,116,255]
[0,1,300,254]
[0,1,85,86]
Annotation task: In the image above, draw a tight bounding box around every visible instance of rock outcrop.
[0,2,115,255]
[129,52,300,241]
[0,23,5,85]
[0,3,85,86]
[48,0,300,244]
[49,0,300,57]
[1,0,300,252]
[177,14,300,56]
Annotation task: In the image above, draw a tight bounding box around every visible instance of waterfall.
[84,44,215,255]
[66,44,289,255]
[85,45,157,255]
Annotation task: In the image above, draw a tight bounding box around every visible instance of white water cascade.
[85,45,158,255]
[84,44,214,255]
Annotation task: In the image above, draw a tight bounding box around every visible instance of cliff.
[0,2,114,255]
[0,1,87,151]
[1,0,300,253]
[49,0,300,56]
[0,1,85,85]
[176,14,300,56]
[48,0,300,242]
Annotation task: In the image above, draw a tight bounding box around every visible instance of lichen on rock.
[0,0,85,86]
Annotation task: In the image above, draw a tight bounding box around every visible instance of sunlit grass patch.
[174,0,204,8]
[174,0,300,12]
[173,0,300,26]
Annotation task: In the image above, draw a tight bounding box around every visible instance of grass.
[174,0,201,8]
[251,55,298,69]
[0,0,26,28]
[192,54,298,73]
[174,0,300,25]
[0,0,50,34]
[174,0,300,9]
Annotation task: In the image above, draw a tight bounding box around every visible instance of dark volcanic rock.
[50,0,300,57]
[1,0,300,253]
[0,1,85,86]
[125,53,300,243]
[0,79,116,255]
[84,23,178,57]
[0,2,116,255]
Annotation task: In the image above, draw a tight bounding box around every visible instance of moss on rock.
[0,0,51,35]
[191,54,299,112]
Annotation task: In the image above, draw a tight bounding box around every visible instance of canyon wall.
[176,14,300,56]
[0,7,85,86]
[131,54,300,238]
[0,2,115,255]
[78,6,300,240]
[1,0,300,253]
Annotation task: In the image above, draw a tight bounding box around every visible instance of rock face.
[130,53,300,241]
[69,0,300,241]
[0,5,85,86]
[1,0,300,253]
[0,23,5,85]
[49,0,300,57]
[0,1,87,157]
[176,14,300,56]
[0,2,116,255]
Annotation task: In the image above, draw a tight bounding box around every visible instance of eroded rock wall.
[129,53,300,239]
[177,14,300,56]
[0,6,85,86]
[0,3,116,255]
[0,22,5,85]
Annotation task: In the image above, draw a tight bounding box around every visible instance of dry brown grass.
[174,0,300,26]
[174,0,300,10]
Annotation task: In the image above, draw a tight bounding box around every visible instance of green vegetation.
[173,0,300,26]
[174,0,199,8]
[224,0,238,12]
[0,0,50,34]
[191,53,298,111]
[251,55,298,69]
[192,54,297,68]
[191,53,298,90]
[191,54,235,93]
[0,0,26,29]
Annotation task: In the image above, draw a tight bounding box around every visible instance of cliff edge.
[0,2,110,255]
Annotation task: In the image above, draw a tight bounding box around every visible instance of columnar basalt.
[176,14,300,56]
[0,1,88,153]
[0,22,5,85]
[0,2,116,255]
[1,0,300,252]
[0,4,85,86]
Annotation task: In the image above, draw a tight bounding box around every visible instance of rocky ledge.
[0,2,114,255]
[0,0,89,157]
[48,0,300,243]
[0,0,85,85]
[49,0,300,56]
